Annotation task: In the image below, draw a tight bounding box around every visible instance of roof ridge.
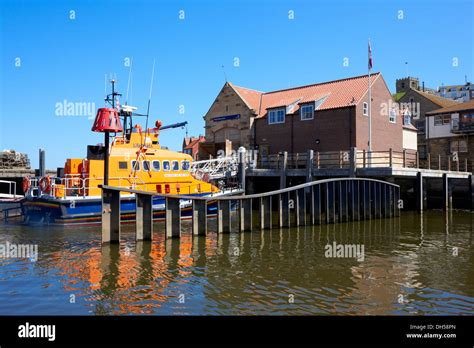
[261,72,381,95]
[231,83,265,94]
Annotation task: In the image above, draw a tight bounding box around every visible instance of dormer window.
[268,108,285,124]
[300,104,314,120]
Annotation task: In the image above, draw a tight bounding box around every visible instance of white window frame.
[152,160,160,172]
[142,160,150,172]
[434,115,450,126]
[131,160,140,171]
[172,160,179,171]
[389,109,396,123]
[162,160,170,172]
[181,160,190,171]
[268,108,285,124]
[363,102,368,116]
[451,139,468,153]
[300,104,314,121]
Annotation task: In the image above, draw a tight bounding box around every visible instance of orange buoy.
[22,176,31,193]
[39,176,52,194]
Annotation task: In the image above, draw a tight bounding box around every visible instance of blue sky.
[1,0,473,168]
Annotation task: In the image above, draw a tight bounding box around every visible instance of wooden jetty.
[100,177,400,244]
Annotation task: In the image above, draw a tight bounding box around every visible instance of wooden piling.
[351,180,360,221]
[326,182,335,224]
[442,173,449,211]
[362,181,370,220]
[102,188,121,243]
[310,185,322,225]
[340,180,348,222]
[260,196,272,230]
[165,197,181,238]
[296,188,306,226]
[394,186,400,217]
[279,192,290,228]
[240,198,252,231]
[193,199,207,236]
[469,174,474,211]
[377,182,384,218]
[136,193,153,241]
[280,152,288,189]
[218,200,231,233]
[415,172,424,212]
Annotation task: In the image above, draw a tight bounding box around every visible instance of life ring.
[22,176,31,193]
[39,176,52,194]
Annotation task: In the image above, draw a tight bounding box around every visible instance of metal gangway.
[191,156,242,180]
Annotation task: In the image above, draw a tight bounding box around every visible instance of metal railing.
[191,156,240,180]
[0,180,18,198]
[256,149,471,172]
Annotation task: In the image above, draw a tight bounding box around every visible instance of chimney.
[422,81,425,92]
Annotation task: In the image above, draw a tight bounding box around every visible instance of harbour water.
[0,211,473,315]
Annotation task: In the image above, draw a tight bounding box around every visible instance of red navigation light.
[91,108,123,133]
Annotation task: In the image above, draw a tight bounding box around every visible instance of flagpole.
[368,39,372,167]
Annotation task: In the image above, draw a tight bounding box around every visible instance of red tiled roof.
[231,73,381,118]
[184,137,205,150]
[231,84,263,112]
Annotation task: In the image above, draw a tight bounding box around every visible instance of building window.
[389,109,396,123]
[131,160,140,171]
[268,108,285,124]
[172,160,179,171]
[403,110,411,125]
[118,161,128,170]
[418,145,427,159]
[300,105,314,121]
[163,160,170,171]
[152,160,160,172]
[434,115,451,126]
[416,119,425,134]
[363,102,368,116]
[142,160,150,172]
[181,160,190,171]
[450,139,468,153]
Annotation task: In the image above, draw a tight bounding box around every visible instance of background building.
[437,82,474,102]
[398,89,458,158]
[182,135,205,160]
[425,99,474,168]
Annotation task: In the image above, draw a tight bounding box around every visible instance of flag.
[368,40,373,70]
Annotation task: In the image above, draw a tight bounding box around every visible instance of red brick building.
[202,73,409,158]
[254,73,404,155]
[182,135,205,160]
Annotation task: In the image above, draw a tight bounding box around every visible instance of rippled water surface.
[0,211,473,315]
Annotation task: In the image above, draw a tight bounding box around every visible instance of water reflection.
[0,212,473,315]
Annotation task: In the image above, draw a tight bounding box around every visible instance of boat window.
[163,160,170,171]
[181,160,190,171]
[131,160,140,171]
[143,161,150,172]
[118,161,128,170]
[152,160,160,172]
[172,160,179,171]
